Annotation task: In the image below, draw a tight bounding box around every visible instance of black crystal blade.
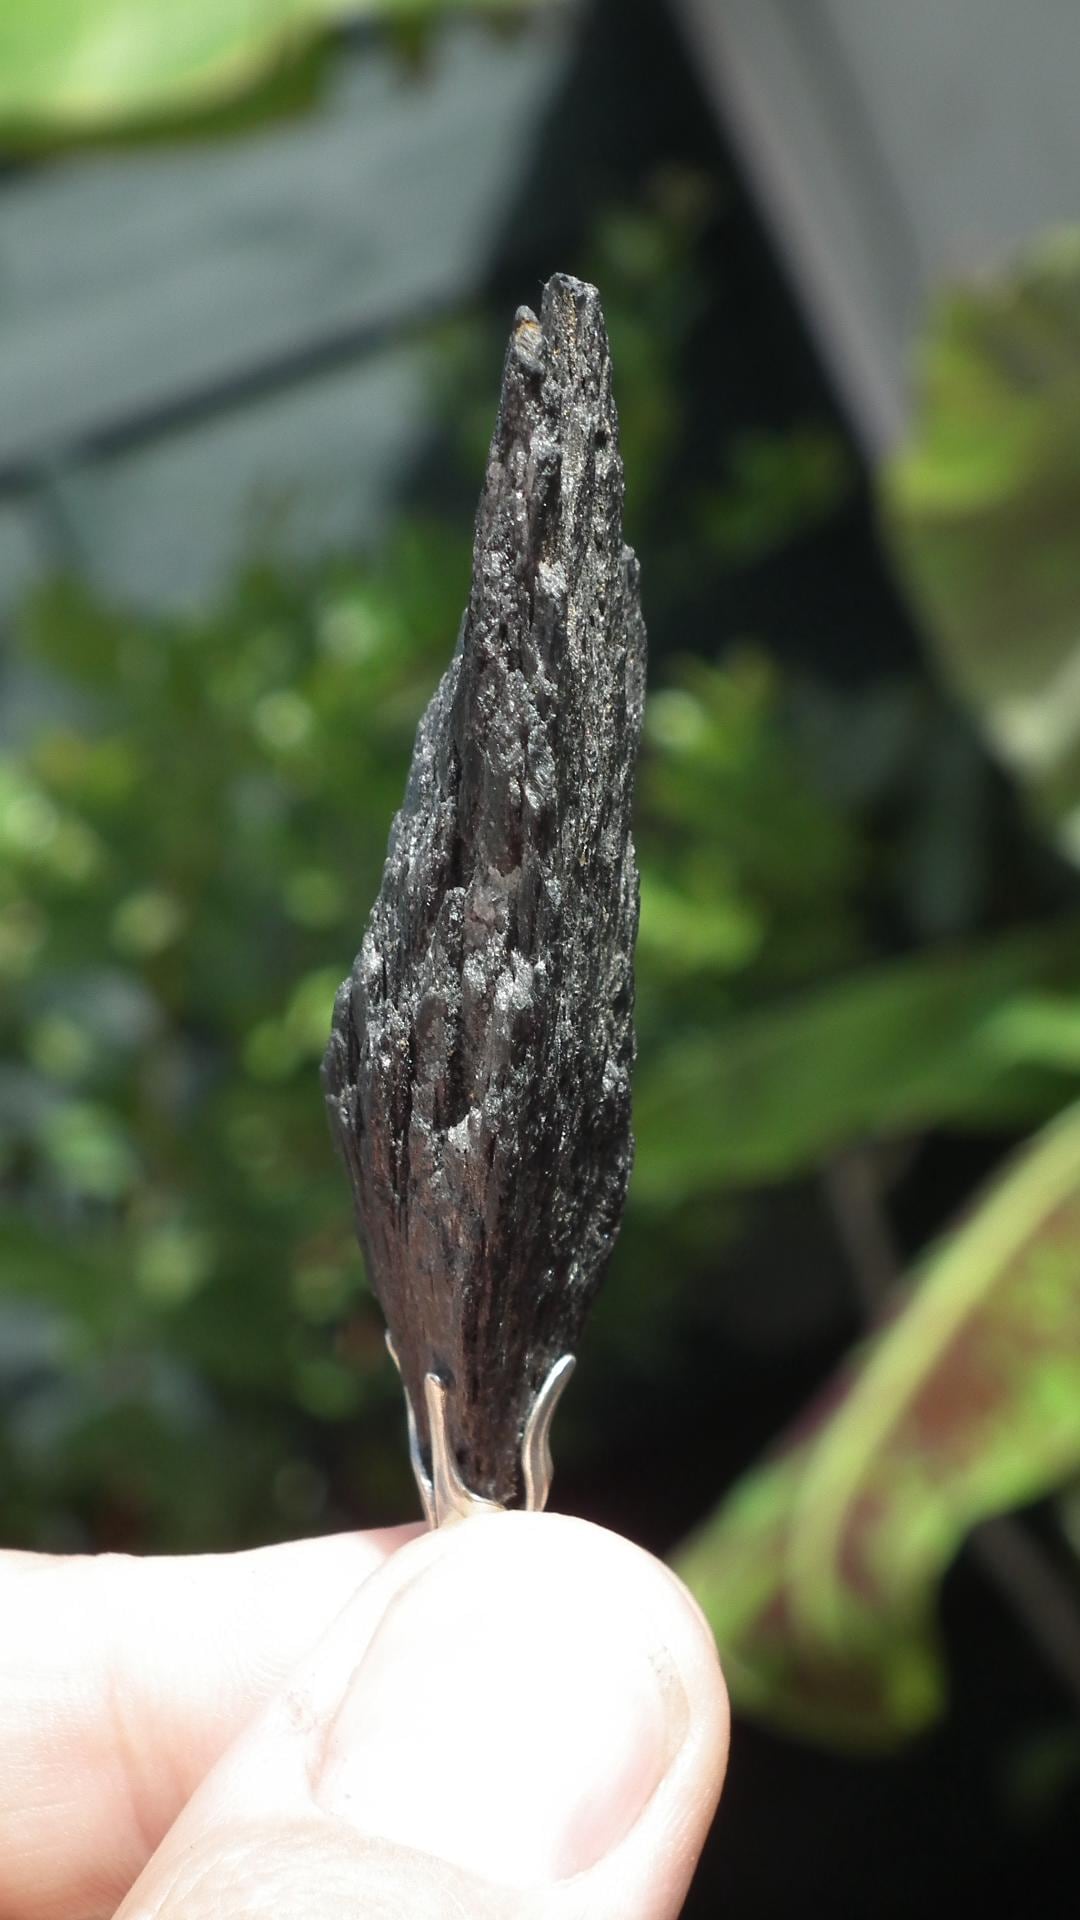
[323,274,646,1506]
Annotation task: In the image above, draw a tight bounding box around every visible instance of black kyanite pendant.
[323,274,646,1519]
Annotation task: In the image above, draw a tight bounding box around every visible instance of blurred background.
[2,2,1080,1913]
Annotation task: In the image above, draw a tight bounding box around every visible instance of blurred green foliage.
[886,231,1080,865]
[678,1099,1080,1748]
[5,533,909,1552]
[4,160,1080,1765]
[0,536,469,1547]
[672,225,1080,1750]
[0,0,545,146]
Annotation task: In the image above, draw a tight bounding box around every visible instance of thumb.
[117,1512,728,1920]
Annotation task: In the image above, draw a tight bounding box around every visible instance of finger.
[116,1512,728,1920]
[0,1524,419,1920]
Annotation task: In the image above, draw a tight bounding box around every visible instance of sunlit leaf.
[983,992,1080,1073]
[0,0,542,143]
[886,231,1080,863]
[634,926,1080,1204]
[676,1102,1080,1747]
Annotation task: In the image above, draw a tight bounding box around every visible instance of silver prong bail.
[385,1334,576,1528]
[521,1353,576,1510]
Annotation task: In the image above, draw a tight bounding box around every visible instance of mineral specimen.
[322,273,646,1512]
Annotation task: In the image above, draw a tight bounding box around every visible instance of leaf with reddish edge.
[675,1101,1080,1748]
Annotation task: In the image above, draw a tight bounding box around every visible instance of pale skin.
[0,1510,729,1920]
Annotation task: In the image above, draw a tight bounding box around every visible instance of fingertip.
[312,1509,729,1895]
[443,1513,729,1917]
[451,1509,730,1754]
[116,1511,730,1920]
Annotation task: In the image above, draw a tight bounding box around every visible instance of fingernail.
[313,1516,686,1886]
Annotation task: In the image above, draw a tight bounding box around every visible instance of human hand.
[0,1511,728,1919]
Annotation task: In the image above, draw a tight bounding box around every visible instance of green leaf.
[982,992,1080,1073]
[633,926,1080,1204]
[885,231,1080,863]
[675,1101,1080,1748]
[0,0,539,143]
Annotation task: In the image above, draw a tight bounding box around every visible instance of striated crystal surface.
[323,273,646,1505]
